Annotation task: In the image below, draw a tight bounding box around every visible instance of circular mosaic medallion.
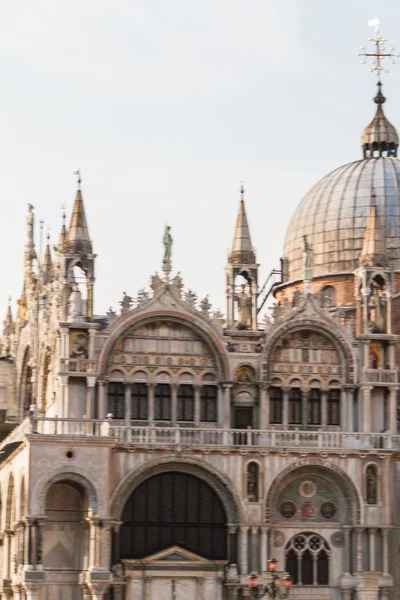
[299,480,316,498]
[330,531,345,548]
[280,501,296,518]
[273,531,285,547]
[320,501,336,519]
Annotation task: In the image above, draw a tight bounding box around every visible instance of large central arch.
[110,457,244,524]
[121,471,227,560]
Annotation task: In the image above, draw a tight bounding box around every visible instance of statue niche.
[234,284,252,330]
[368,278,386,333]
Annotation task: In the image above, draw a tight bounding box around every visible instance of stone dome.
[283,157,400,282]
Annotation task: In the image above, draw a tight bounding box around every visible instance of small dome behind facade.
[283,157,400,282]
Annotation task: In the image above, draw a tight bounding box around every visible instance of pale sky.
[1,0,400,318]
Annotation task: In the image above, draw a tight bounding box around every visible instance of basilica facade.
[0,76,400,600]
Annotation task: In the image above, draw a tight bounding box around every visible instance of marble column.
[86,376,96,419]
[368,528,376,572]
[345,387,354,432]
[251,526,259,572]
[389,387,398,434]
[223,384,233,429]
[260,527,268,573]
[382,528,390,574]
[356,528,364,572]
[171,384,178,425]
[59,375,69,418]
[361,387,373,433]
[321,389,328,428]
[343,528,351,575]
[148,383,155,426]
[98,380,108,419]
[124,383,132,423]
[239,526,249,575]
[282,388,289,428]
[194,385,201,426]
[301,390,308,427]
[259,385,269,430]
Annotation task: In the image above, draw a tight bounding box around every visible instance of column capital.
[389,386,399,393]
[228,524,238,534]
[87,376,97,388]
[222,382,234,390]
[251,525,259,535]
[240,524,250,533]
[361,385,373,393]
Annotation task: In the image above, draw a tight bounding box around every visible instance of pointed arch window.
[270,387,283,424]
[131,383,148,420]
[107,383,125,419]
[289,389,302,425]
[308,389,321,426]
[177,385,194,422]
[327,389,340,425]
[201,386,217,422]
[155,384,171,421]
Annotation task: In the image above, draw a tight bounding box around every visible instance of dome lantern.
[362,82,399,158]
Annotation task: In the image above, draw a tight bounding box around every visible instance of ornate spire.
[42,232,53,284]
[58,204,67,251]
[64,171,93,254]
[229,184,256,264]
[359,189,387,267]
[357,20,399,157]
[362,82,398,157]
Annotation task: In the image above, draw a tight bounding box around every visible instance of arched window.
[327,389,340,425]
[155,384,171,421]
[366,464,378,504]
[270,388,283,424]
[107,383,125,419]
[131,383,148,420]
[247,463,259,502]
[320,286,336,308]
[177,385,194,422]
[285,533,330,586]
[308,389,321,426]
[201,386,217,422]
[120,472,227,560]
[289,389,302,425]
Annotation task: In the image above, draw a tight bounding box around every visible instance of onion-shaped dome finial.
[362,82,399,157]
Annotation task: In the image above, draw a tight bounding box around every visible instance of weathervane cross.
[357,18,400,81]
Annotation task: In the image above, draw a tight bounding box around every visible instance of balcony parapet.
[361,368,398,384]
[22,418,400,452]
[60,358,97,375]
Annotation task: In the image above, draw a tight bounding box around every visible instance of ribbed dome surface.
[284,157,400,281]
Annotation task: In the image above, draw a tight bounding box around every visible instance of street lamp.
[248,557,293,599]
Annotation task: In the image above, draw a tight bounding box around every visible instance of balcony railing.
[362,368,398,383]
[60,358,97,374]
[24,418,400,451]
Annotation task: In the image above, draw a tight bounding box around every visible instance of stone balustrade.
[361,368,398,384]
[60,358,97,374]
[21,418,400,451]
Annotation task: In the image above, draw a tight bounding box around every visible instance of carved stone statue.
[150,272,163,295]
[163,225,173,274]
[136,288,149,308]
[235,285,252,329]
[184,289,197,309]
[68,284,83,318]
[302,235,312,280]
[366,465,377,504]
[247,464,258,502]
[120,291,133,314]
[171,272,183,297]
[369,283,385,333]
[200,296,211,318]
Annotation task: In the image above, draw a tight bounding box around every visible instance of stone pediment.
[142,546,211,564]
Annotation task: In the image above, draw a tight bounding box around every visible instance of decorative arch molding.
[110,456,244,523]
[263,319,356,384]
[98,310,231,381]
[30,465,103,516]
[264,459,362,525]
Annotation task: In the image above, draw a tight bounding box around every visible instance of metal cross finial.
[73,169,81,189]
[357,19,400,80]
